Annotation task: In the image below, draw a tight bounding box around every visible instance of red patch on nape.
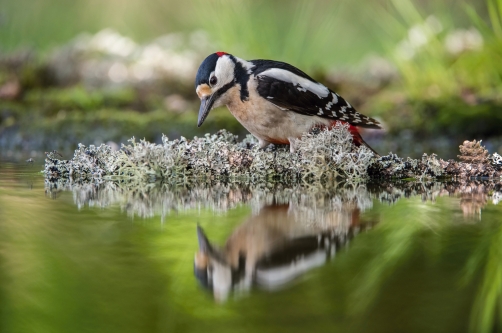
[216,51,228,57]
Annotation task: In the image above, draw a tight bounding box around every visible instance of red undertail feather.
[330,121,379,156]
[347,124,364,146]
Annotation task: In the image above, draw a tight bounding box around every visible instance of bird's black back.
[251,60,381,129]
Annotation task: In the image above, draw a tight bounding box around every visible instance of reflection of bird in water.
[194,202,375,301]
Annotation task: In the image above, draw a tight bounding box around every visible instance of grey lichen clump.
[368,140,502,180]
[367,153,444,179]
[44,123,374,183]
[44,124,502,183]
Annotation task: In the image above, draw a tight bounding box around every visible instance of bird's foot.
[258,139,271,150]
[288,137,298,153]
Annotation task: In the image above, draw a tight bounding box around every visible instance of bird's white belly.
[227,97,330,145]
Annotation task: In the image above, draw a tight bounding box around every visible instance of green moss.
[23,85,137,114]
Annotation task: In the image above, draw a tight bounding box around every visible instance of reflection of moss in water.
[46,180,377,219]
[45,176,502,220]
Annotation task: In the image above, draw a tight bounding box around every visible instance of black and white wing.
[251,60,381,129]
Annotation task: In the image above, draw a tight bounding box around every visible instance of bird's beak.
[197,225,211,253]
[196,225,228,266]
[197,96,212,127]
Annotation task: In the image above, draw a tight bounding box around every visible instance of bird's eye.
[209,76,217,86]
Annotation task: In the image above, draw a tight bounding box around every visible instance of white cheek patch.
[214,56,236,87]
[259,68,329,99]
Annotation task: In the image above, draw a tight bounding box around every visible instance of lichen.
[490,152,502,169]
[44,128,502,184]
[367,153,444,179]
[44,123,376,183]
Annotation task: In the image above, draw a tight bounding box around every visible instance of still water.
[1,161,502,333]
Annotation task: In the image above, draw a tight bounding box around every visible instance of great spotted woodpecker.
[195,52,381,154]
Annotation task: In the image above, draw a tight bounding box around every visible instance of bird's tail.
[347,124,380,157]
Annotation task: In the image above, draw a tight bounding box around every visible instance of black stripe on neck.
[206,81,234,112]
[230,55,250,101]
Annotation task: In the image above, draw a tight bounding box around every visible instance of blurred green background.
[0,0,501,159]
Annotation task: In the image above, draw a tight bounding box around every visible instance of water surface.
[1,162,501,333]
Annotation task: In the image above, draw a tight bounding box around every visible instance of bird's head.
[195,52,237,127]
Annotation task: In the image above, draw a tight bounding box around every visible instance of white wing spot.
[331,93,339,104]
[259,68,329,98]
[325,102,333,110]
[346,100,352,108]
[317,108,324,115]
[267,96,274,99]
